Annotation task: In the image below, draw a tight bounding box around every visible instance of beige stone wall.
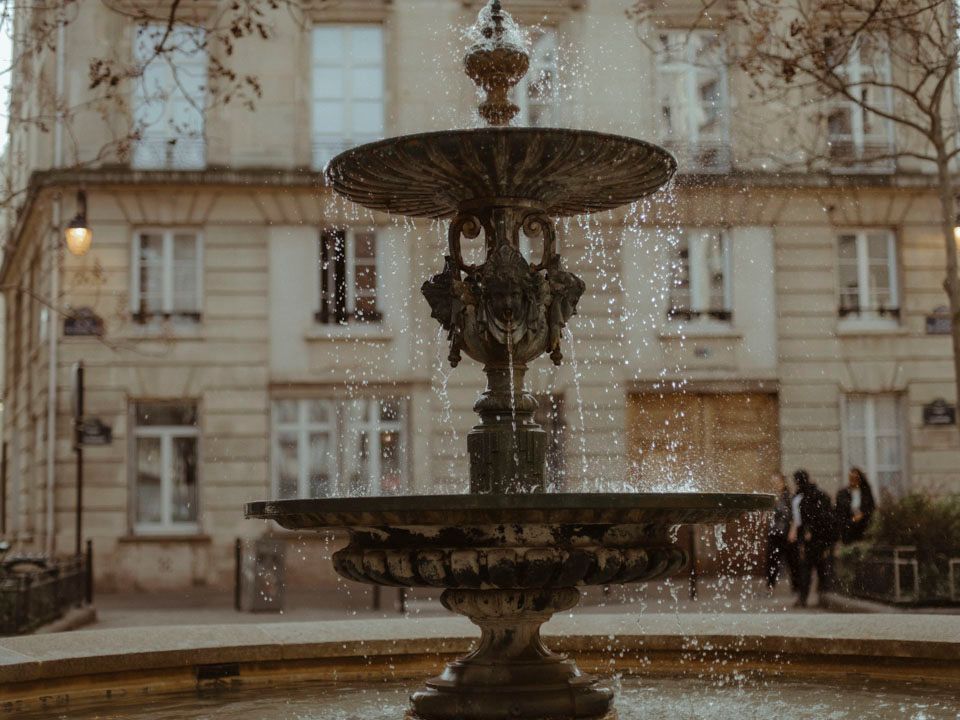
[774,187,959,497]
[1,0,958,594]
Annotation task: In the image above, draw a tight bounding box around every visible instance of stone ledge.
[0,613,957,710]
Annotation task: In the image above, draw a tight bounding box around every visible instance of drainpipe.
[45,13,66,557]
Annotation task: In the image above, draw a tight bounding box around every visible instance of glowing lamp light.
[65,224,92,256]
[64,190,92,256]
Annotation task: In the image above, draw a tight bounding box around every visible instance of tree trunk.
[934,153,960,447]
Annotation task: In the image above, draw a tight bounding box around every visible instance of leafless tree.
[631,0,960,441]
[1,0,320,214]
[0,0,326,343]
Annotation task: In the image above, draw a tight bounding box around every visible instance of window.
[312,25,384,169]
[668,229,732,322]
[317,228,380,324]
[534,394,566,489]
[844,395,904,499]
[133,403,199,533]
[513,29,558,127]
[826,36,894,170]
[272,397,407,498]
[132,229,203,323]
[837,230,898,320]
[132,24,207,170]
[656,30,730,172]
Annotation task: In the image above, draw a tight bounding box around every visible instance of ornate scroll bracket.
[420,204,585,494]
[421,206,584,371]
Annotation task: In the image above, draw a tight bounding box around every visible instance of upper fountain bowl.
[325,127,677,220]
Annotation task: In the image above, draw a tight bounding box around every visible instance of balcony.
[827,138,896,174]
[662,140,732,174]
[313,137,381,174]
[131,137,206,171]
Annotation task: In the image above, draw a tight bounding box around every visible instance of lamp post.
[71,361,84,557]
[65,190,92,558]
[64,190,92,256]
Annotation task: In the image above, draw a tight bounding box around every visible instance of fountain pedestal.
[411,588,612,720]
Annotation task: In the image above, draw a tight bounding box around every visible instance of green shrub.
[867,493,960,600]
[869,493,960,555]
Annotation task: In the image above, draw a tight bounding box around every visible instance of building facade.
[1,0,957,592]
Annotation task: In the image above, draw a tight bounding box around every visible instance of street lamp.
[64,190,92,256]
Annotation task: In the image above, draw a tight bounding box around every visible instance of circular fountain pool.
[2,614,957,719]
[14,676,960,720]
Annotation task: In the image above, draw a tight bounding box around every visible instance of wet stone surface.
[14,677,960,720]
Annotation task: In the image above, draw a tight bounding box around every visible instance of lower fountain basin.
[3,615,958,719]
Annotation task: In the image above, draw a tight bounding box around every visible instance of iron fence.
[0,549,91,636]
[833,544,960,605]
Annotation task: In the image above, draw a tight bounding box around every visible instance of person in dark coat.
[836,467,876,544]
[765,473,796,590]
[789,469,837,607]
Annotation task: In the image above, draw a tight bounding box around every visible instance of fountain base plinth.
[409,588,613,720]
[405,710,618,720]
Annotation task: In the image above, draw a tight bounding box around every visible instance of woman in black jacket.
[836,467,876,544]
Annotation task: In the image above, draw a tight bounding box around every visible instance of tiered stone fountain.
[246,3,772,719]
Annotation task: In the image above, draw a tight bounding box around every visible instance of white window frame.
[311,24,385,169]
[655,29,731,172]
[836,229,899,322]
[513,29,558,127]
[133,411,200,535]
[272,399,336,499]
[826,37,895,171]
[668,228,733,322]
[841,394,906,501]
[131,23,208,170]
[131,228,204,321]
[318,227,381,324]
[271,397,407,499]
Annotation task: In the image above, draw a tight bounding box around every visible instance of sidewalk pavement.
[89,577,823,630]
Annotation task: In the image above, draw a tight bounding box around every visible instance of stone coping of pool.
[1,613,958,709]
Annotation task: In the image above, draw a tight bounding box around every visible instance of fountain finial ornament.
[249,3,772,720]
[465,0,530,125]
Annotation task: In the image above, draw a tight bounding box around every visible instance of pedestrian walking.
[765,473,794,591]
[789,469,838,607]
[836,467,876,544]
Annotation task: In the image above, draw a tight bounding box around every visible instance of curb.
[35,606,98,635]
[819,593,905,614]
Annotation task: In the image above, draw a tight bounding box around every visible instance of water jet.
[247,3,773,718]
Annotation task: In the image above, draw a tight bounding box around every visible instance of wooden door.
[627,392,781,575]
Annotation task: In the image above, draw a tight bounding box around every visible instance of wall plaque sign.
[64,307,104,337]
[78,418,113,446]
[923,399,956,426]
[925,306,952,335]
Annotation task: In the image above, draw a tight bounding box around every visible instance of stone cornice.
[460,0,584,23]
[671,170,941,191]
[1,165,944,284]
[304,0,393,23]
[1,167,328,284]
